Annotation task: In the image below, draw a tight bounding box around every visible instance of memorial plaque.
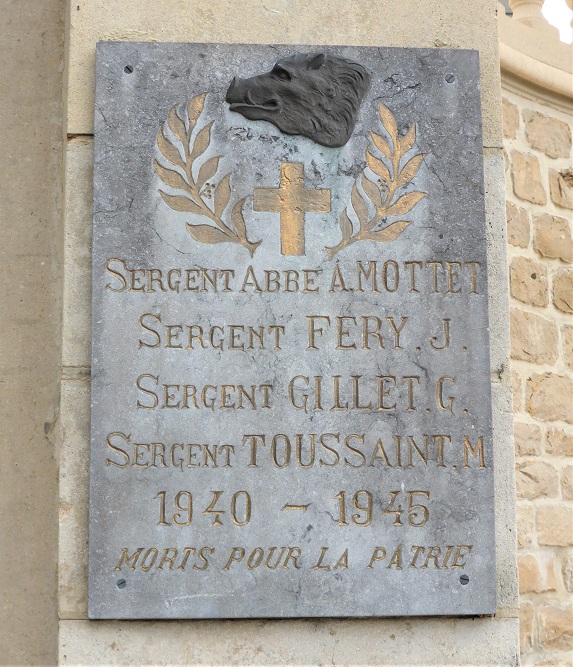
[89,43,496,619]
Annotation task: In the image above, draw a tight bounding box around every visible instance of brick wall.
[502,92,573,664]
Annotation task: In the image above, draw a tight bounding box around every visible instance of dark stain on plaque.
[226,53,371,148]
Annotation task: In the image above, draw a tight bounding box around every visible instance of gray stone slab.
[89,42,495,619]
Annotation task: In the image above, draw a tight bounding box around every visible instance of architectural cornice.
[499,13,573,112]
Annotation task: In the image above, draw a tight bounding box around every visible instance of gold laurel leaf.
[361,173,383,210]
[370,131,392,160]
[187,93,207,134]
[366,149,392,183]
[378,101,398,147]
[186,224,232,244]
[197,156,220,188]
[339,209,353,241]
[351,181,369,228]
[213,173,231,217]
[400,124,416,155]
[384,191,427,217]
[365,220,412,242]
[396,154,426,188]
[156,127,185,170]
[153,159,192,193]
[230,197,248,239]
[167,106,188,148]
[189,120,214,164]
[159,191,203,215]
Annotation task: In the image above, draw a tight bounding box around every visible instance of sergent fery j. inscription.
[89,42,496,619]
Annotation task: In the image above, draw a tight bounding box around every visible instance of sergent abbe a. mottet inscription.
[89,42,496,619]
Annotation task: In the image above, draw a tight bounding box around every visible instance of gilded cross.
[253,162,331,256]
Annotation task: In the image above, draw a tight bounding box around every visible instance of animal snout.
[226,76,248,103]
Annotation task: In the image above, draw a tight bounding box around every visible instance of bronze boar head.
[225,52,371,148]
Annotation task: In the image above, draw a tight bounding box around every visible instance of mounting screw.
[445,73,455,83]
[124,65,134,74]
[460,574,469,585]
[116,578,127,589]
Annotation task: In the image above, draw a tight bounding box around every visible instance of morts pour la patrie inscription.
[89,42,495,619]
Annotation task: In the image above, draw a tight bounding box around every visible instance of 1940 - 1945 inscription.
[89,42,495,619]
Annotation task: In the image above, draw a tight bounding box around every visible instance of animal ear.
[307,53,326,70]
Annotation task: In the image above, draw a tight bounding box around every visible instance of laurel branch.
[154,93,261,257]
[326,101,427,258]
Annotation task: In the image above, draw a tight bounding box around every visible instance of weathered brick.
[506,201,530,248]
[550,169,573,210]
[514,421,542,456]
[546,428,573,457]
[511,150,547,205]
[527,374,573,424]
[563,326,573,371]
[523,109,572,159]
[517,503,535,548]
[510,256,549,307]
[516,460,559,499]
[536,657,573,667]
[563,553,573,593]
[518,553,558,593]
[534,214,573,263]
[503,148,510,176]
[537,505,573,546]
[519,600,535,653]
[538,603,573,650]
[503,98,519,139]
[511,308,558,364]
[553,269,573,314]
[562,465,573,501]
[512,369,524,411]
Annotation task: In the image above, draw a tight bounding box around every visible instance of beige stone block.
[523,109,572,159]
[553,269,573,314]
[480,148,513,579]
[512,369,524,411]
[59,616,520,666]
[546,428,573,457]
[489,377,520,615]
[563,326,573,371]
[518,553,558,594]
[538,604,573,650]
[59,378,90,619]
[519,600,535,653]
[502,97,519,139]
[537,505,573,546]
[516,503,535,548]
[62,139,94,369]
[535,656,573,667]
[0,2,63,664]
[510,256,549,307]
[534,214,573,263]
[516,460,559,499]
[511,150,547,205]
[510,308,558,364]
[506,201,530,248]
[562,465,573,501]
[527,373,573,424]
[514,421,542,456]
[563,553,573,593]
[550,169,573,210]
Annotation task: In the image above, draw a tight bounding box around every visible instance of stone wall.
[502,85,573,665]
[0,1,63,664]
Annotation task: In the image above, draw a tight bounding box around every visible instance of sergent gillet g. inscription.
[89,42,496,619]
